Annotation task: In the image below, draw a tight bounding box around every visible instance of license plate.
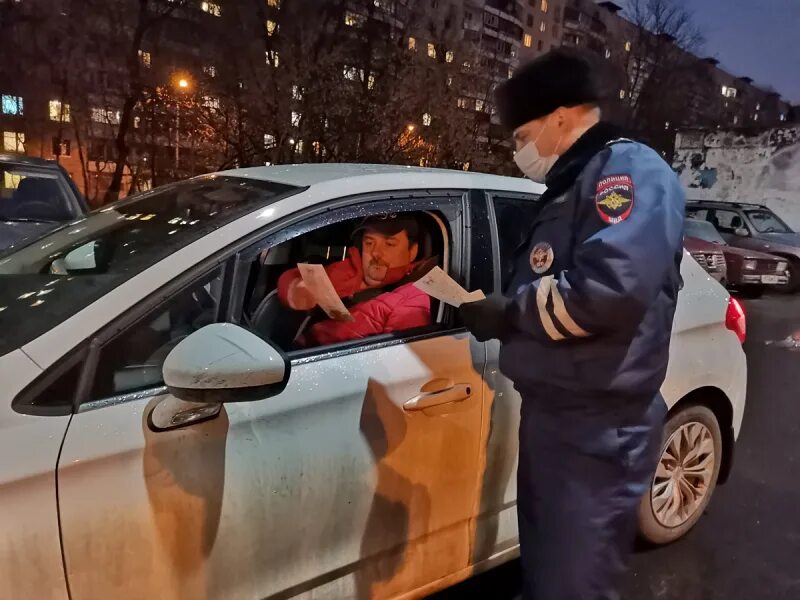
[762,275,780,284]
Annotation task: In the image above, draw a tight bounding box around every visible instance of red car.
[685,218,789,296]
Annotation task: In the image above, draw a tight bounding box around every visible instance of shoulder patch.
[595,174,634,224]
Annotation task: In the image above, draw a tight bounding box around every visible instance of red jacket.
[277,248,431,347]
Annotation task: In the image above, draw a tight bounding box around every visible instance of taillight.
[725,297,746,344]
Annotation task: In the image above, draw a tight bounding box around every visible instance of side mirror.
[734,227,749,237]
[50,239,112,274]
[163,323,290,403]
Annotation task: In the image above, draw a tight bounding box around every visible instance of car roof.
[688,200,764,209]
[220,163,543,195]
[0,153,60,168]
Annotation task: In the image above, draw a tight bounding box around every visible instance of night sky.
[688,0,800,104]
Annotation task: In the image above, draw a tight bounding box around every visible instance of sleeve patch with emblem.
[595,174,634,224]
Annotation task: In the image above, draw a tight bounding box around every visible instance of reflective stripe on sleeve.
[550,282,592,338]
[535,276,566,341]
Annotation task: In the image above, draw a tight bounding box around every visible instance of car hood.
[757,232,800,247]
[684,237,722,253]
[0,221,59,252]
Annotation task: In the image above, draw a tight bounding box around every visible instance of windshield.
[0,175,301,356]
[684,219,726,245]
[0,163,75,224]
[744,209,793,234]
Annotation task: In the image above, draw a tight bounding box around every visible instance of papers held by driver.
[296,263,354,321]
[414,266,485,307]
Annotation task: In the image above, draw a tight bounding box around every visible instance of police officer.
[459,48,686,599]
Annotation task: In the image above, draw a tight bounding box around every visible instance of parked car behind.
[685,218,788,296]
[688,201,800,291]
[684,231,727,283]
[0,153,87,252]
[1,166,747,600]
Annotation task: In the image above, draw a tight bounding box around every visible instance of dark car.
[0,153,88,252]
[687,201,800,291]
[685,218,788,296]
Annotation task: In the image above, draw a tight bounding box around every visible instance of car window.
[0,176,300,357]
[0,166,75,223]
[684,219,726,244]
[239,210,447,354]
[686,207,708,221]
[744,209,792,234]
[90,268,223,400]
[711,209,748,234]
[492,195,542,292]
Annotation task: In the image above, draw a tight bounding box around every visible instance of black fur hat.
[495,47,612,131]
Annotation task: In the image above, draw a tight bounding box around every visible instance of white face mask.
[513,117,562,184]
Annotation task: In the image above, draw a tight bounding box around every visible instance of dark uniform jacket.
[501,123,686,399]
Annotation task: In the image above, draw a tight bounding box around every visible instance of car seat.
[8,177,72,222]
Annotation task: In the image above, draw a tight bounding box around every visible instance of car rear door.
[56,192,487,600]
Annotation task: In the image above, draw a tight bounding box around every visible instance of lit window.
[138,50,151,68]
[447,76,453,87]
[523,33,532,47]
[753,113,759,121]
[408,37,417,51]
[296,140,304,153]
[755,103,761,110]
[49,100,70,122]
[264,134,276,148]
[780,114,787,122]
[266,51,280,67]
[202,96,220,109]
[457,97,469,109]
[428,43,436,59]
[540,21,546,32]
[267,0,280,7]
[605,48,611,59]
[619,89,626,99]
[52,137,71,157]
[1,95,23,116]
[292,85,303,100]
[91,108,120,124]
[423,112,432,126]
[733,116,739,125]
[463,60,471,70]
[541,0,548,12]
[625,41,632,52]
[201,2,221,16]
[266,20,278,35]
[508,67,513,79]
[367,74,376,90]
[664,121,670,130]
[134,116,141,128]
[343,66,360,81]
[721,85,737,99]
[3,131,25,153]
[291,111,301,127]
[203,65,217,78]
[344,11,365,26]
[476,99,485,112]
[446,50,454,63]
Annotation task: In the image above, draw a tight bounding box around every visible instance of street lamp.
[173,75,192,171]
[407,124,416,132]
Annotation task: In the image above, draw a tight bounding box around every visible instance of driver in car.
[277,214,434,347]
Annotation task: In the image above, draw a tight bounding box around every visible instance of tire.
[637,405,723,545]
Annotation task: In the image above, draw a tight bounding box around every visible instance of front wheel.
[638,405,723,545]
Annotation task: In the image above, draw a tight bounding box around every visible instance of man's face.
[513,109,565,156]
[361,228,418,287]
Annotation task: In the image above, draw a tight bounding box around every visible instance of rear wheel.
[638,405,722,544]
[736,285,763,299]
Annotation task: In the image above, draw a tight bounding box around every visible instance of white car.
[0,165,747,600]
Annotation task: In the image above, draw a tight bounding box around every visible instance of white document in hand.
[414,266,485,307]
[296,263,354,322]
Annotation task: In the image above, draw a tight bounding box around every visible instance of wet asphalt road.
[431,294,800,600]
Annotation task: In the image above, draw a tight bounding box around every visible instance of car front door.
[56,193,487,600]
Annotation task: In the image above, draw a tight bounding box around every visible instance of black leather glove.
[458,294,511,342]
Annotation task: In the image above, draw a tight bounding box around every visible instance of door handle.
[403,380,473,412]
